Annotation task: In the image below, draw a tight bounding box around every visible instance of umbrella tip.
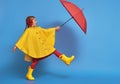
[83,28,87,34]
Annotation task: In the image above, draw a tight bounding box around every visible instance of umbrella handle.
[60,17,73,27]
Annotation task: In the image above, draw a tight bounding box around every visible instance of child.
[13,16,74,80]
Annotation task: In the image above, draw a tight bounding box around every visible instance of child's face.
[32,18,37,26]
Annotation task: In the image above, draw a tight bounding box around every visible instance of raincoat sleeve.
[15,29,29,50]
[40,27,56,37]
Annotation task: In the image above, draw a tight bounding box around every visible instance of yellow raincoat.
[15,26,56,61]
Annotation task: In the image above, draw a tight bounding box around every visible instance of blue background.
[0,0,120,84]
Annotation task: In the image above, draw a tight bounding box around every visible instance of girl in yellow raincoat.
[13,16,74,80]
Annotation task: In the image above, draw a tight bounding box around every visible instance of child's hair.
[26,16,35,27]
[24,16,35,30]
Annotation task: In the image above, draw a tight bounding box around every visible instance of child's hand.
[55,26,61,31]
[13,46,17,52]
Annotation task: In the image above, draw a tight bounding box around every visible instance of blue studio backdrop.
[0,0,120,84]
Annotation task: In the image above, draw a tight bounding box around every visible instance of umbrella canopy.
[60,0,87,34]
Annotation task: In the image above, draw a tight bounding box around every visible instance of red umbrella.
[60,0,87,34]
